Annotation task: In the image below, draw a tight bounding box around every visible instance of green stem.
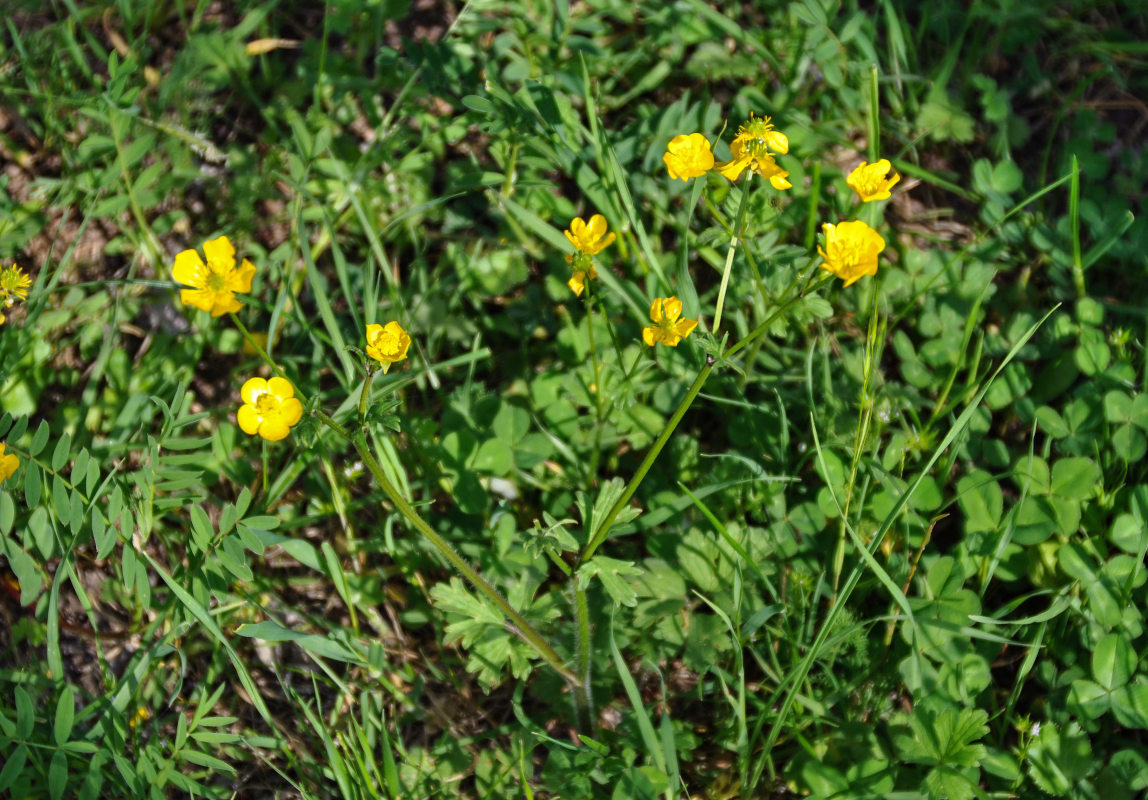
[358,370,376,429]
[581,275,830,565]
[712,176,754,335]
[312,410,579,687]
[229,313,288,380]
[572,583,593,731]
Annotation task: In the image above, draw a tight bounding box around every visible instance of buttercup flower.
[365,321,411,373]
[172,235,256,317]
[715,113,791,189]
[846,159,900,202]
[0,444,18,481]
[642,297,698,347]
[664,133,715,181]
[818,221,886,287]
[238,377,304,442]
[0,264,32,325]
[567,253,597,297]
[564,215,616,260]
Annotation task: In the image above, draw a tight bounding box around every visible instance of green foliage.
[1,0,1147,797]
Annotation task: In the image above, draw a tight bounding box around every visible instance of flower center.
[255,394,278,416]
[205,263,229,292]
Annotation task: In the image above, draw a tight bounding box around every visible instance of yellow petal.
[674,318,698,339]
[208,292,241,317]
[241,377,269,405]
[173,249,206,287]
[278,397,304,426]
[764,129,788,155]
[715,156,750,182]
[568,273,586,296]
[662,297,683,323]
[203,235,236,269]
[267,376,295,400]
[259,418,290,441]
[648,298,666,324]
[179,288,215,314]
[642,326,659,347]
[229,258,257,293]
[237,404,262,435]
[588,214,608,240]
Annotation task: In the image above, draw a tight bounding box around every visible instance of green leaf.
[1111,683,1148,729]
[1027,723,1093,794]
[48,749,68,800]
[1050,457,1100,501]
[956,470,1002,532]
[1068,679,1110,719]
[0,744,28,793]
[1092,633,1135,690]
[54,685,75,745]
[50,432,72,472]
[15,685,34,738]
[580,556,642,607]
[29,420,51,456]
[472,438,513,476]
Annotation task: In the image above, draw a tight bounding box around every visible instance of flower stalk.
[312,409,579,688]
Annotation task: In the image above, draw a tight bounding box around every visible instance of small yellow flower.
[365,321,411,373]
[172,235,256,317]
[238,377,304,442]
[564,215,616,260]
[642,297,698,347]
[846,159,900,202]
[0,264,32,324]
[818,221,886,287]
[0,444,18,482]
[663,133,715,181]
[714,113,791,188]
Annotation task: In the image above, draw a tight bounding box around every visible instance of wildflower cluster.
[817,159,898,286]
[663,113,791,190]
[0,264,32,325]
[171,237,411,442]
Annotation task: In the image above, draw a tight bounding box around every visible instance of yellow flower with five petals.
[0,443,18,482]
[642,297,698,347]
[818,221,886,287]
[846,159,900,202]
[714,113,791,189]
[663,133,715,181]
[172,235,256,317]
[366,321,411,373]
[238,377,304,442]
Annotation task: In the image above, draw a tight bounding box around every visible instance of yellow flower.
[365,321,411,373]
[642,297,698,347]
[818,221,886,287]
[714,113,791,188]
[0,264,32,324]
[237,377,304,442]
[664,133,715,181]
[846,159,900,202]
[564,215,616,260]
[0,443,18,482]
[172,235,256,317]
